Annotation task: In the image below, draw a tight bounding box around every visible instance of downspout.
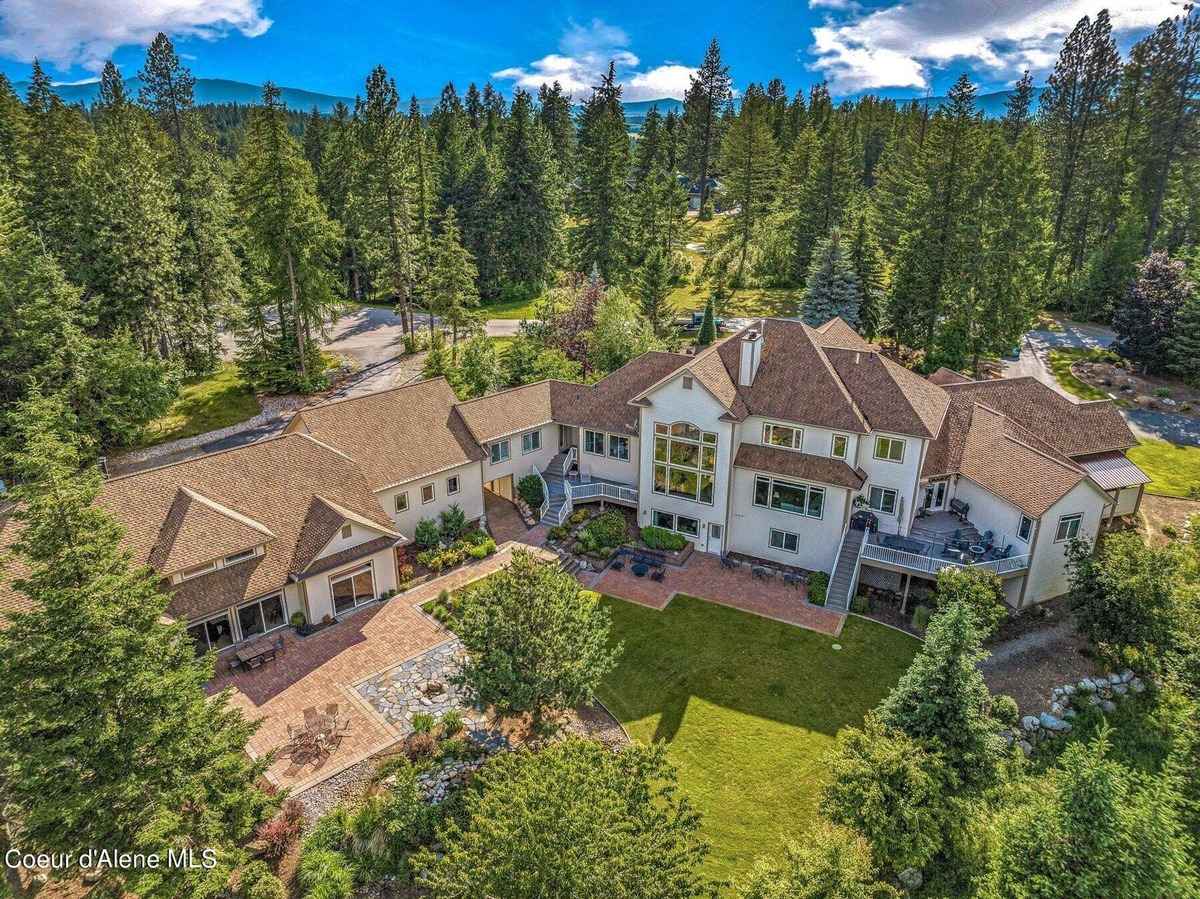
[1016,517,1040,609]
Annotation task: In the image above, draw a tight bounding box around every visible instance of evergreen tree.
[682,38,733,216]
[455,334,502,399]
[82,62,183,355]
[789,116,857,282]
[573,62,632,281]
[464,82,483,131]
[1112,250,1189,373]
[736,822,894,899]
[496,89,562,290]
[637,247,675,337]
[316,102,367,300]
[427,206,479,357]
[538,80,576,179]
[0,73,28,185]
[631,106,691,263]
[137,32,196,146]
[870,105,928,259]
[407,94,437,317]
[800,228,861,327]
[844,201,886,339]
[1170,276,1200,385]
[235,83,341,390]
[1001,70,1036,145]
[696,295,716,347]
[0,393,276,897]
[302,106,326,175]
[457,136,502,298]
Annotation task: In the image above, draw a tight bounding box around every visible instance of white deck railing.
[567,480,639,505]
[861,542,1030,576]
[529,465,550,521]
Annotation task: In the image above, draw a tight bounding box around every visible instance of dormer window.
[180,560,216,580]
[224,548,256,566]
[341,523,353,539]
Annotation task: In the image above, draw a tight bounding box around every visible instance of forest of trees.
[0,7,1197,459]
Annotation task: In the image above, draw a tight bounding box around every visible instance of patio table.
[236,641,276,667]
[968,544,985,559]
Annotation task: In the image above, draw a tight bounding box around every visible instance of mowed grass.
[597,595,919,885]
[479,294,542,320]
[1047,348,1112,401]
[1128,439,1200,498]
[138,363,260,448]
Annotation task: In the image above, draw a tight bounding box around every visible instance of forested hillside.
[0,8,1197,460]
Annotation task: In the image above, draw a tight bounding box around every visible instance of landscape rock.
[1078,678,1097,693]
[1101,700,1117,714]
[1021,715,1040,732]
[1018,740,1033,757]
[898,868,923,891]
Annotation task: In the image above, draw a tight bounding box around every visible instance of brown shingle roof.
[940,377,1136,457]
[815,317,877,352]
[553,352,693,436]
[455,381,556,444]
[286,378,484,490]
[149,488,274,575]
[824,348,950,439]
[734,443,867,490]
[928,366,974,386]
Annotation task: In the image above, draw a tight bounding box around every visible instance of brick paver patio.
[592,552,845,636]
[484,489,547,547]
[209,541,552,793]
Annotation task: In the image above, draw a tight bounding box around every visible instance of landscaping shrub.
[808,571,829,606]
[296,847,353,899]
[411,712,436,734]
[290,610,306,629]
[992,693,1020,728]
[548,525,569,542]
[911,604,932,631]
[397,563,414,587]
[405,731,438,760]
[236,861,286,899]
[440,709,465,737]
[414,517,440,549]
[438,504,467,542]
[256,798,305,861]
[568,508,592,527]
[640,525,687,551]
[850,593,872,614]
[583,510,627,549]
[517,474,544,509]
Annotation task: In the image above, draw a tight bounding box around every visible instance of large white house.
[0,317,1148,653]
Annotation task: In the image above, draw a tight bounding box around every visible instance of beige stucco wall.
[1023,480,1108,606]
[374,460,484,543]
[726,466,849,571]
[480,423,558,489]
[302,546,398,624]
[853,430,927,536]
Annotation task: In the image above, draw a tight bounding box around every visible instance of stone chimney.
[738,329,763,387]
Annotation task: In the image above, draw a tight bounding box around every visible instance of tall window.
[653,422,717,505]
[395,492,409,513]
[1054,513,1082,543]
[238,593,285,639]
[1017,515,1033,542]
[584,429,605,455]
[608,434,630,461]
[331,565,375,615]
[831,434,848,459]
[521,430,541,454]
[868,486,898,515]
[762,422,803,450]
[873,436,905,463]
[753,475,825,518]
[490,440,510,464]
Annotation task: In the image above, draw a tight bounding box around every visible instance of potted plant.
[290,610,308,636]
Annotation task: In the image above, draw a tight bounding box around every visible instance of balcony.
[861,511,1029,577]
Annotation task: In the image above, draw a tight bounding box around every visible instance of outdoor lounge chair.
[650,569,664,583]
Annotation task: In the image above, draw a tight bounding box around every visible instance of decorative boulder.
[1039,712,1069,732]
[1130,678,1146,693]
[1087,694,1102,707]
[1078,678,1097,693]
[1061,684,1076,696]
[1021,715,1040,732]
[898,868,923,891]
[1112,683,1128,696]
[1101,700,1117,714]
[1018,740,1033,757]
[1120,669,1134,683]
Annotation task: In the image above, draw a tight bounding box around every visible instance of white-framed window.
[651,509,699,538]
[769,528,799,553]
[180,559,217,581]
[187,612,233,656]
[489,440,510,464]
[330,564,375,615]
[395,492,409,513]
[752,474,825,519]
[340,523,353,539]
[446,475,460,495]
[608,434,630,461]
[831,434,848,459]
[421,483,435,504]
[1054,513,1082,543]
[763,422,803,450]
[224,548,256,566]
[873,436,905,463]
[521,430,541,454]
[584,429,605,455]
[868,486,898,515]
[652,421,718,505]
[1017,515,1034,542]
[237,592,286,640]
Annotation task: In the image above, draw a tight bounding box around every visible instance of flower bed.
[414,530,498,575]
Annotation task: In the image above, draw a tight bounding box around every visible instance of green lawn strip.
[479,295,542,320]
[596,595,919,884]
[1046,348,1111,401]
[137,363,260,448]
[1127,439,1200,498]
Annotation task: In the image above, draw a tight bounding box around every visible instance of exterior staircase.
[540,451,574,526]
[826,528,866,613]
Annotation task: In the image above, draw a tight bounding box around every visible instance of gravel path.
[980,614,1101,713]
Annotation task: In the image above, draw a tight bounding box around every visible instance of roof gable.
[149,488,274,575]
[824,347,949,439]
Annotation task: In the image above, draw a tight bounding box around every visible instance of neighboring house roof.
[938,377,1137,458]
[150,487,275,576]
[286,378,485,490]
[928,366,974,386]
[1075,451,1152,492]
[734,443,867,490]
[98,433,398,622]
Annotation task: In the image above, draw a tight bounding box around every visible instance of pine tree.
[137,32,196,146]
[870,104,928,259]
[302,106,326,175]
[1169,276,1200,386]
[1001,70,1036,145]
[696,295,716,347]
[408,94,438,320]
[496,89,562,290]
[0,73,28,185]
[538,80,576,180]
[456,136,502,298]
[789,115,857,282]
[0,393,276,896]
[631,106,691,263]
[427,206,479,358]
[316,102,366,300]
[1113,250,1190,373]
[572,62,632,281]
[82,62,183,355]
[844,200,886,339]
[682,38,732,216]
[636,247,675,337]
[235,83,341,390]
[800,228,862,327]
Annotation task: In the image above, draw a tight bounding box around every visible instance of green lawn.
[1127,439,1200,498]
[597,595,920,885]
[479,294,542,320]
[138,363,260,448]
[1047,348,1114,401]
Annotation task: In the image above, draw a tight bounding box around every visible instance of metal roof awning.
[1077,452,1152,492]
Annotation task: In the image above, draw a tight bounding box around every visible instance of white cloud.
[0,0,271,72]
[492,18,697,101]
[808,0,1182,93]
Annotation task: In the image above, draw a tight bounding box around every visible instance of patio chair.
[247,656,262,670]
[999,544,1013,559]
[650,569,665,583]
[228,656,243,672]
[273,634,286,655]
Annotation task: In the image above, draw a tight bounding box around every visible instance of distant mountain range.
[11,76,1040,123]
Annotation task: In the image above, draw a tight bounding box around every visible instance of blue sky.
[0,1,1185,102]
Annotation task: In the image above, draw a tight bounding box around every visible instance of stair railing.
[529,465,550,521]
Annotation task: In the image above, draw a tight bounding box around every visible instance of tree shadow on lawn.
[598,594,918,745]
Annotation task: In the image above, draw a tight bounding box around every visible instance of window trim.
[607,434,630,462]
[421,483,436,504]
[340,523,353,540]
[651,421,718,506]
[831,434,849,460]
[187,611,234,655]
[762,421,803,451]
[1054,513,1082,543]
[873,436,905,464]
[751,474,826,520]
[521,430,541,454]
[769,528,800,554]
[489,440,511,464]
[868,486,899,515]
[223,548,256,566]
[446,475,460,496]
[1017,515,1034,543]
[329,563,376,614]
[650,509,700,539]
[395,491,409,513]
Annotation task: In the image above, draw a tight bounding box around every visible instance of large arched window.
[652,421,717,504]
